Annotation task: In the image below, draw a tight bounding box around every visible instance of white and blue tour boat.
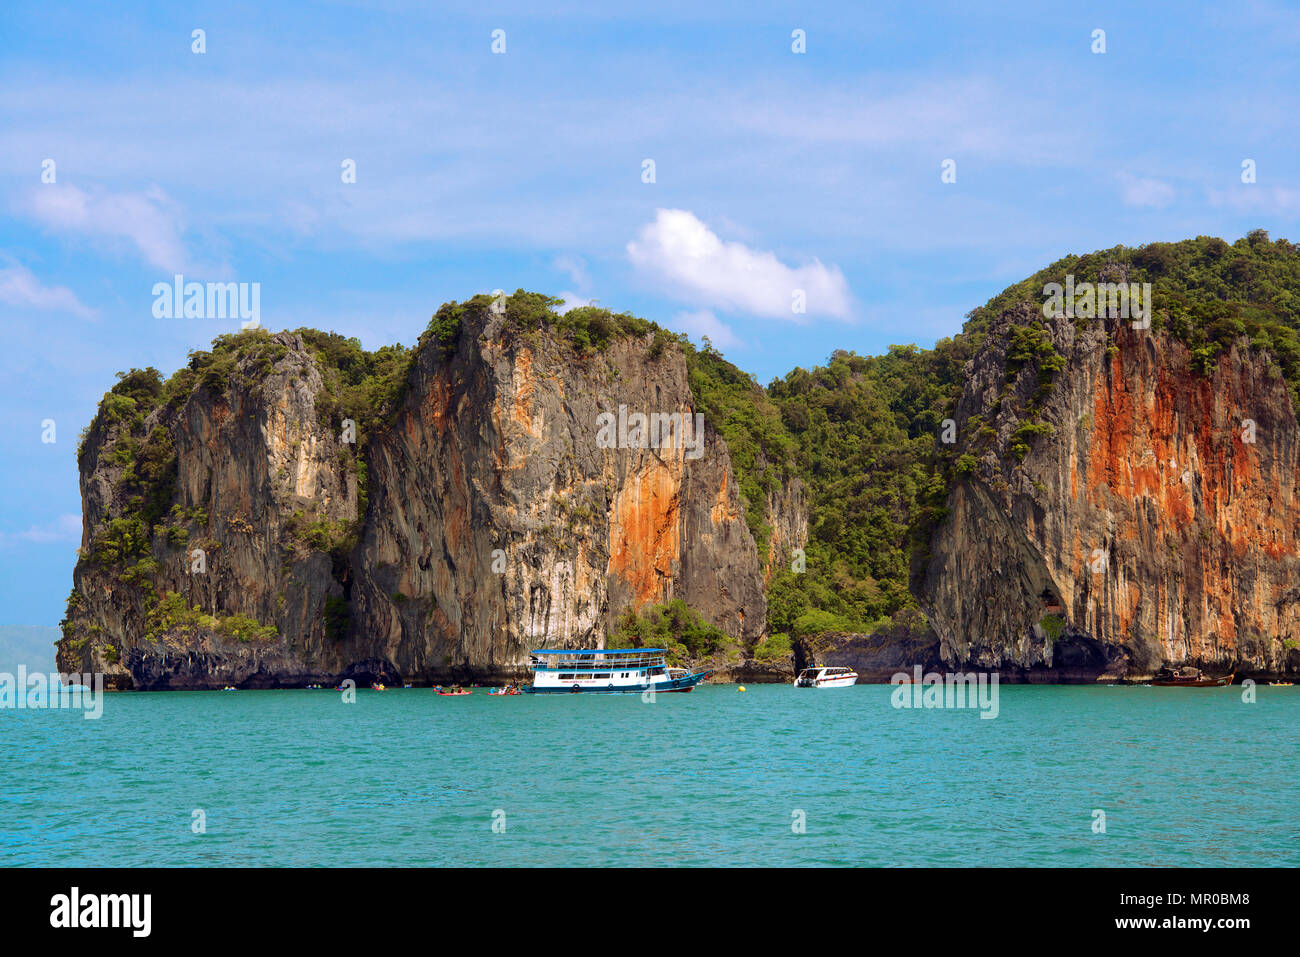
[524,648,712,694]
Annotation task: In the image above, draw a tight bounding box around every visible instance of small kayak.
[436,690,472,697]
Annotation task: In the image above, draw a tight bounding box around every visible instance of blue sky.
[2,0,1299,625]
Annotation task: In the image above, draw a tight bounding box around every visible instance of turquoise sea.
[3,683,1296,867]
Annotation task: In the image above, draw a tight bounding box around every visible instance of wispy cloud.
[627,209,852,321]
[1118,173,1176,209]
[0,261,95,318]
[1206,184,1300,216]
[671,308,741,350]
[0,513,81,547]
[553,255,591,291]
[19,184,191,272]
[0,69,1059,259]
[551,256,595,313]
[553,291,595,313]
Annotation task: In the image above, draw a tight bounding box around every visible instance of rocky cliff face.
[922,308,1300,680]
[59,310,800,689]
[348,311,769,679]
[62,338,363,688]
[760,479,809,583]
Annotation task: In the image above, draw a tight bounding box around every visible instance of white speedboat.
[794,666,858,688]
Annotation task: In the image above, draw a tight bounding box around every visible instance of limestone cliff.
[922,308,1300,680]
[60,244,1300,689]
[349,309,768,678]
[58,305,799,689]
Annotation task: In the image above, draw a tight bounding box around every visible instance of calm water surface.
[3,683,1296,866]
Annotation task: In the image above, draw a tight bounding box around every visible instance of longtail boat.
[1150,668,1235,687]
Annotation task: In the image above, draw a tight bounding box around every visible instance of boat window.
[559,674,575,680]
[593,673,611,679]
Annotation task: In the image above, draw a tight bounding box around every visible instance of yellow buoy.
[738,686,746,692]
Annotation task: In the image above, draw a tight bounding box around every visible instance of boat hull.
[1150,674,1234,687]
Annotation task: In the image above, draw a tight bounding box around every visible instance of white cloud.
[21,184,190,272]
[551,256,596,313]
[627,209,852,320]
[0,514,81,547]
[553,291,595,314]
[671,309,741,350]
[553,255,590,291]
[1206,184,1300,216]
[0,262,95,318]
[1118,173,1176,209]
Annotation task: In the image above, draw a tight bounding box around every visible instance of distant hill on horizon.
[0,625,60,673]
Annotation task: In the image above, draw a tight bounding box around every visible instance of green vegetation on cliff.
[966,231,1300,405]
[609,599,735,665]
[682,340,797,551]
[147,591,278,642]
[421,290,669,360]
[762,342,967,634]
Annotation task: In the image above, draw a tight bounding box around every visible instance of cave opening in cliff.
[1040,587,1063,613]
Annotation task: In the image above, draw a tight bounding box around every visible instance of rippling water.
[3,683,1296,866]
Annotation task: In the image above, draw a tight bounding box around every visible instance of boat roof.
[529,648,665,655]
